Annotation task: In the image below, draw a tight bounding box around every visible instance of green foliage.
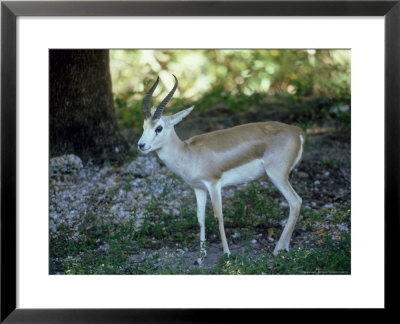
[110,49,350,100]
[330,204,351,224]
[110,49,350,129]
[303,209,324,222]
[50,218,137,274]
[113,90,145,129]
[333,105,351,129]
[224,183,283,229]
[320,157,339,169]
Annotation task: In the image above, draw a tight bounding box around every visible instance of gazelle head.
[138,75,194,154]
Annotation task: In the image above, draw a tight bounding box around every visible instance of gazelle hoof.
[273,244,289,256]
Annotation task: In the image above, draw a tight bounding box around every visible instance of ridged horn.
[152,74,178,120]
[142,77,159,119]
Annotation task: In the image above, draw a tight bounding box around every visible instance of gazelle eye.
[155,126,163,134]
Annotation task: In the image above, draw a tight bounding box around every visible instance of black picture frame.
[1,0,398,322]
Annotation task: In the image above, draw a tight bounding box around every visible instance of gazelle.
[138,75,305,264]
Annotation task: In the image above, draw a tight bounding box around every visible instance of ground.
[49,102,351,275]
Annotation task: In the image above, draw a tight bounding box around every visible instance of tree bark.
[50,49,127,164]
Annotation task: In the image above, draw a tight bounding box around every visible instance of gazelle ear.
[164,106,194,127]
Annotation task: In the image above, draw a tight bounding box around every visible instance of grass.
[214,234,350,275]
[50,180,351,275]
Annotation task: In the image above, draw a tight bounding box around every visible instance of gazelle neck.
[156,127,186,166]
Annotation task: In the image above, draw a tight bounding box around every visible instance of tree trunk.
[50,49,127,164]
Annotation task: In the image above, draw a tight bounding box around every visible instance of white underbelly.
[221,159,265,187]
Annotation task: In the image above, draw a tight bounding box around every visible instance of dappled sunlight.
[110,49,350,100]
[109,49,351,129]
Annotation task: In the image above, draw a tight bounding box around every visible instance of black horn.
[152,74,178,120]
[142,77,159,119]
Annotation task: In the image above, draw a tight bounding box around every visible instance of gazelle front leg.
[205,181,231,256]
[194,188,207,264]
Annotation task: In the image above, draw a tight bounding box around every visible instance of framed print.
[1,0,399,322]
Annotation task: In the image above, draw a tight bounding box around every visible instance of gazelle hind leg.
[264,165,302,255]
[205,181,231,256]
[194,188,207,264]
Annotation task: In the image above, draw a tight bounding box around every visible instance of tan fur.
[179,122,304,184]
